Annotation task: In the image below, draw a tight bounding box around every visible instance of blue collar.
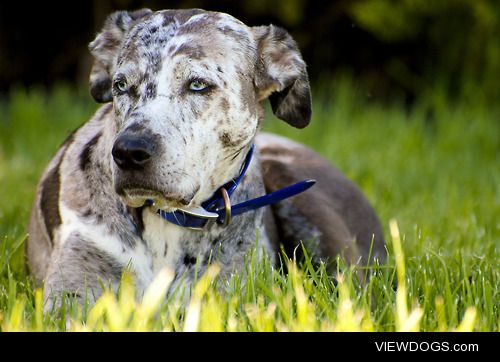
[148,144,315,231]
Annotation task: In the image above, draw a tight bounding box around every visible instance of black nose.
[112,135,155,170]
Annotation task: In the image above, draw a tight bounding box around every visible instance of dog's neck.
[137,148,271,283]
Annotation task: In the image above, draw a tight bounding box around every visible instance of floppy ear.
[88,9,152,103]
[252,25,312,128]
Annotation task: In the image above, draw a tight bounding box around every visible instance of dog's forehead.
[118,10,253,66]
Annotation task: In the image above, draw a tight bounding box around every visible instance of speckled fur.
[27,8,384,308]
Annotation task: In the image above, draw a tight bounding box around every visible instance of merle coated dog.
[27,8,385,306]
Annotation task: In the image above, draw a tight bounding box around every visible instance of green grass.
[0,79,498,331]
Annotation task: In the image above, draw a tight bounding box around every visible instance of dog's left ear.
[88,8,152,103]
[252,25,312,128]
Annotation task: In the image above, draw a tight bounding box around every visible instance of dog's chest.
[141,209,186,276]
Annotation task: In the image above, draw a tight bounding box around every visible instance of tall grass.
[0,79,498,331]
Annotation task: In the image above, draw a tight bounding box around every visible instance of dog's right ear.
[88,9,152,103]
[252,25,312,129]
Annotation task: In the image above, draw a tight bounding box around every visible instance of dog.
[27,8,385,306]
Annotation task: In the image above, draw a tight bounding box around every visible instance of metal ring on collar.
[220,187,232,227]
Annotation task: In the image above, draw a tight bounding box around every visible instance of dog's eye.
[188,79,210,92]
[114,79,129,94]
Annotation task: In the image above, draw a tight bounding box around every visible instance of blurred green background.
[2,0,500,108]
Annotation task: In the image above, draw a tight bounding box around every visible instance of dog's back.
[257,133,385,266]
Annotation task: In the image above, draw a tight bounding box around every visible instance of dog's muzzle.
[111,133,199,208]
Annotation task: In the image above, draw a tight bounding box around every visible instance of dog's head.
[89,9,311,210]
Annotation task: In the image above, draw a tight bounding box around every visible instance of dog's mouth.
[122,188,195,211]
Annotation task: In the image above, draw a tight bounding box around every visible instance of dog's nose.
[112,135,154,170]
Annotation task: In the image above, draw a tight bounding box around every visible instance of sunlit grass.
[0,79,498,331]
[0,224,482,331]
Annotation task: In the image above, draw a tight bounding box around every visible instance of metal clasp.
[176,206,219,231]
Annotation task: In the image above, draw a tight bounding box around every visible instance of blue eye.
[188,79,210,92]
[114,79,129,94]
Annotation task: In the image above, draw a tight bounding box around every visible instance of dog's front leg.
[42,233,124,310]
